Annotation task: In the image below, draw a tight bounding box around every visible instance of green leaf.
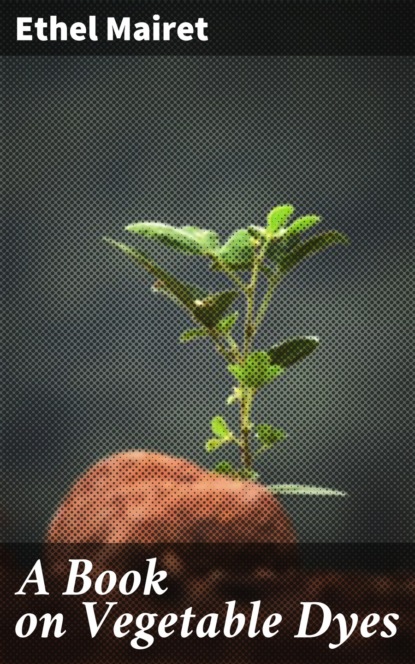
[260,264,277,279]
[125,222,218,255]
[193,291,239,328]
[257,424,286,447]
[265,235,301,265]
[180,311,239,343]
[280,231,349,274]
[205,438,224,453]
[267,205,295,234]
[181,226,220,251]
[268,337,319,368]
[267,484,347,496]
[283,215,321,239]
[213,461,236,477]
[179,327,208,343]
[244,351,272,387]
[105,239,237,329]
[105,237,204,303]
[237,468,260,481]
[217,311,239,334]
[266,365,284,382]
[216,229,255,270]
[247,225,266,240]
[211,416,231,439]
[228,364,245,383]
[228,351,284,388]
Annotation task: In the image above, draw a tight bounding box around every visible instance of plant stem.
[254,271,281,332]
[207,329,237,363]
[211,256,248,295]
[243,246,262,358]
[214,236,274,473]
[240,387,254,469]
[239,241,270,471]
[225,333,243,364]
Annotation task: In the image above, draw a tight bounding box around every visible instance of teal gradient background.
[2,56,413,542]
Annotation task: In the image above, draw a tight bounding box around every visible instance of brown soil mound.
[47,451,295,543]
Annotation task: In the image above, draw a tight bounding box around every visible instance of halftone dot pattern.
[2,56,414,543]
[46,451,296,542]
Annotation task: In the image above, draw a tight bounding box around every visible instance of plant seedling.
[105,204,349,497]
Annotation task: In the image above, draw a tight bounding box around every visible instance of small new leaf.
[211,415,231,439]
[268,337,319,368]
[267,205,295,235]
[213,461,236,477]
[228,351,284,388]
[283,215,321,239]
[179,327,208,343]
[267,485,347,496]
[217,311,239,335]
[257,424,286,447]
[205,438,224,453]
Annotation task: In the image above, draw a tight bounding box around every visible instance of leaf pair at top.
[248,228,348,275]
[104,239,237,330]
[261,205,349,274]
[126,221,256,270]
[124,205,348,275]
[266,204,320,239]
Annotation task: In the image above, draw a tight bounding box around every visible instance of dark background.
[2,1,413,55]
[2,56,413,542]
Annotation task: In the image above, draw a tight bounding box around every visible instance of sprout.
[105,203,349,496]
